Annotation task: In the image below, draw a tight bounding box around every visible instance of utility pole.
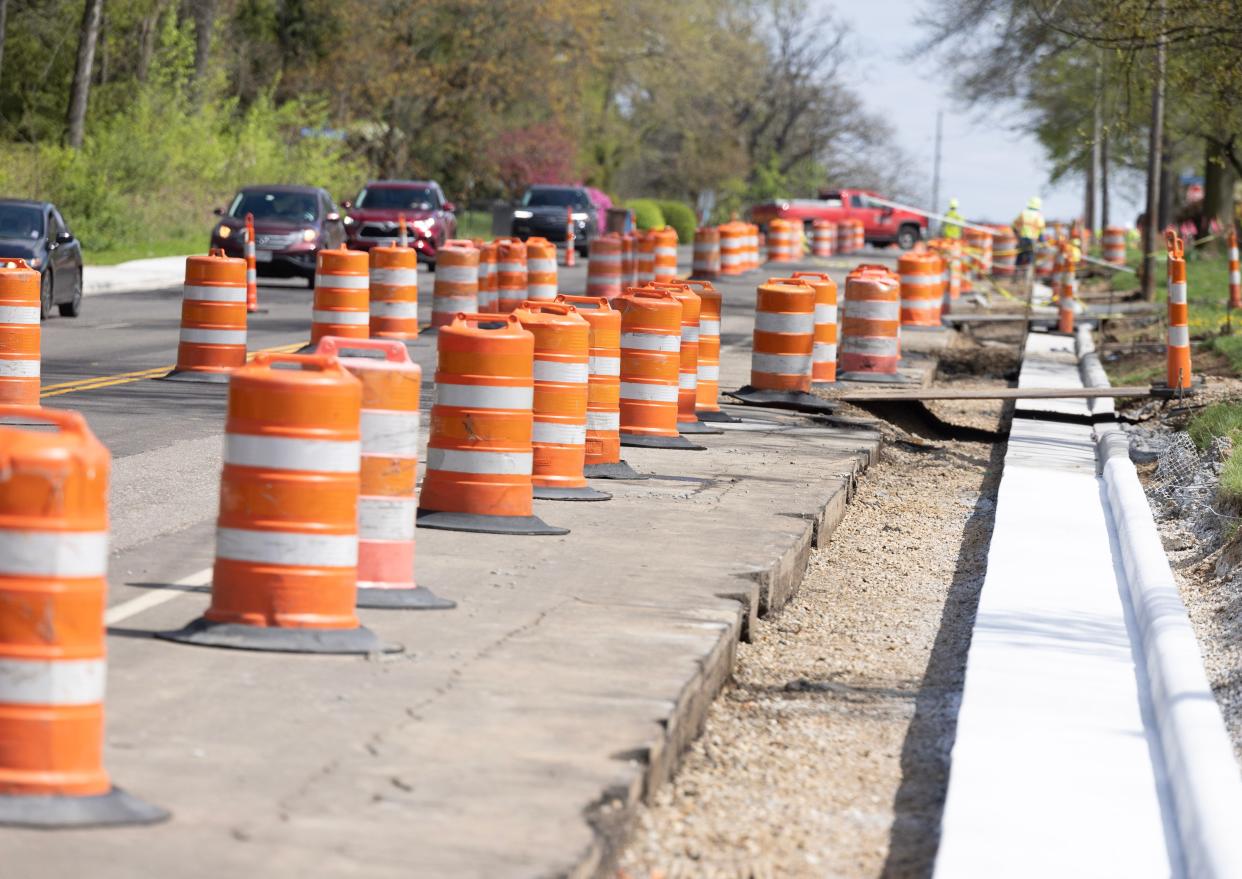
[930,109,943,227]
[1142,0,1166,301]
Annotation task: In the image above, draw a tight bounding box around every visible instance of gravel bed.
[617,431,1003,878]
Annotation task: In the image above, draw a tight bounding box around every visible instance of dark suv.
[511,185,596,255]
[211,185,346,285]
[342,180,456,266]
[0,199,83,318]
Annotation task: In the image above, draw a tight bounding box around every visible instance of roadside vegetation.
[0,0,918,263]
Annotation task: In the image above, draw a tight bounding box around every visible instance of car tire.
[39,270,53,320]
[58,269,83,317]
[896,225,920,250]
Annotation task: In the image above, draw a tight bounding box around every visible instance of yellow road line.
[40,342,306,399]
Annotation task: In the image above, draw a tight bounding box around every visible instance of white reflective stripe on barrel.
[678,373,697,389]
[699,319,720,336]
[1168,325,1190,347]
[314,273,369,289]
[358,497,417,541]
[533,361,588,383]
[901,300,941,311]
[215,527,358,567]
[754,312,814,333]
[360,410,420,456]
[225,433,360,473]
[246,269,257,283]
[813,342,838,359]
[586,411,620,431]
[496,262,525,274]
[621,332,680,352]
[370,301,419,318]
[619,381,678,402]
[0,658,106,706]
[0,305,41,324]
[430,295,476,314]
[814,305,837,323]
[526,284,558,300]
[183,284,247,303]
[370,267,418,286]
[845,299,900,320]
[0,530,108,577]
[590,252,621,265]
[435,383,533,410]
[588,355,620,377]
[752,352,812,374]
[527,258,557,273]
[1168,282,1187,304]
[1232,271,1241,285]
[0,360,39,377]
[425,447,532,475]
[179,328,247,345]
[900,274,941,286]
[680,325,700,342]
[436,265,478,284]
[842,336,900,354]
[532,422,587,444]
[697,364,720,381]
[654,247,677,257]
[313,309,369,325]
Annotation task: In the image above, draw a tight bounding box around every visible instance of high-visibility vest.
[1015,209,1045,241]
[943,209,964,239]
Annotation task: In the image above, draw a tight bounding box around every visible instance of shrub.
[1188,402,1242,450]
[626,199,665,231]
[656,200,697,243]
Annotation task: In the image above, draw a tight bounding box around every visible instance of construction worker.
[1014,196,1046,266]
[942,198,964,240]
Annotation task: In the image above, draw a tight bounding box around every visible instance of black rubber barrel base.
[156,618,400,655]
[619,432,706,451]
[678,420,724,435]
[415,509,569,535]
[160,369,231,383]
[0,788,170,829]
[533,485,612,502]
[812,380,844,390]
[696,409,742,423]
[727,386,838,414]
[835,371,912,384]
[584,460,645,480]
[356,585,456,610]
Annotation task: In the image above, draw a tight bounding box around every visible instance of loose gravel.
[617,430,1004,879]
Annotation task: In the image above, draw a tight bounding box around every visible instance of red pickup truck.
[750,188,927,250]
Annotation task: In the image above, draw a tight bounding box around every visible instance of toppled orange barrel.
[557,295,641,479]
[167,250,247,382]
[616,289,702,450]
[369,244,419,339]
[417,313,567,535]
[514,302,609,500]
[730,277,833,412]
[311,247,370,344]
[1166,231,1191,389]
[792,271,839,386]
[811,220,836,257]
[898,250,943,327]
[495,239,528,313]
[525,236,559,302]
[653,226,679,283]
[477,240,499,312]
[160,353,395,654]
[0,260,40,405]
[637,232,656,284]
[314,337,453,610]
[0,405,168,828]
[587,234,623,299]
[431,240,479,328]
[692,227,720,280]
[651,282,721,435]
[839,264,901,381]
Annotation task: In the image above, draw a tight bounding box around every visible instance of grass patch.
[1106,361,1164,388]
[1188,402,1242,449]
[1220,452,1242,506]
[84,232,208,265]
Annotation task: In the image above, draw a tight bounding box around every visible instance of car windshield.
[0,204,44,240]
[356,187,437,210]
[523,189,586,208]
[229,191,318,223]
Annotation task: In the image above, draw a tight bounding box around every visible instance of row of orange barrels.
[763,218,865,262]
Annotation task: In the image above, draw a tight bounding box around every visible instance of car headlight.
[27,256,41,268]
[302,228,318,242]
[513,209,533,219]
[217,224,232,239]
[343,216,355,225]
[411,218,435,233]
[571,212,588,221]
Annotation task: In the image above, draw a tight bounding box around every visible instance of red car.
[210,184,347,285]
[342,180,457,266]
[751,188,927,250]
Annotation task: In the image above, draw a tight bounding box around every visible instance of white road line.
[104,566,212,625]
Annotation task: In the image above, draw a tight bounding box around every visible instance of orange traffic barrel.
[621,232,638,287]
[637,231,656,284]
[649,282,722,435]
[811,220,836,257]
[746,223,761,269]
[1102,226,1127,267]
[244,213,259,313]
[964,228,992,277]
[587,233,623,299]
[766,219,798,263]
[719,222,745,276]
[1058,245,1077,334]
[839,264,902,381]
[836,222,852,255]
[557,295,642,479]
[898,250,943,327]
[311,247,370,344]
[685,279,736,423]
[991,228,1017,277]
[616,288,703,450]
[160,353,397,654]
[653,226,679,283]
[792,271,839,386]
[417,313,567,535]
[0,405,168,828]
[369,244,419,339]
[525,236,559,301]
[730,277,834,412]
[514,302,609,501]
[166,250,247,382]
[1166,231,1192,390]
[477,240,499,312]
[692,227,720,280]
[495,238,528,313]
[431,240,479,328]
[314,337,453,610]
[0,259,40,405]
[1035,240,1057,279]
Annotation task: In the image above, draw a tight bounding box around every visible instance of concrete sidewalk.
[84,255,191,295]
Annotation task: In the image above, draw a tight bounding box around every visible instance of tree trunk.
[1141,5,1166,301]
[0,0,9,93]
[65,0,104,149]
[1086,61,1100,234]
[1204,137,1234,243]
[1159,129,1175,231]
[1101,130,1111,230]
[193,0,217,95]
[136,0,166,83]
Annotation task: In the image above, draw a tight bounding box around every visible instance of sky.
[825,0,1143,226]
